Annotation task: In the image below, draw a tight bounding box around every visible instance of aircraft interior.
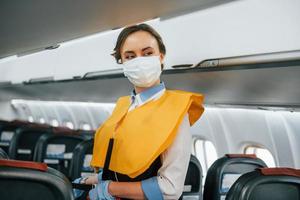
[0,0,300,199]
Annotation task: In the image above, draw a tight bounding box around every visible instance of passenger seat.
[0,120,29,154]
[33,130,86,177]
[226,168,300,200]
[0,119,9,130]
[0,159,74,200]
[69,138,94,180]
[8,122,52,160]
[203,154,267,200]
[182,154,203,200]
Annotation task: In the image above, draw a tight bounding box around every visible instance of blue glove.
[72,177,85,198]
[88,169,115,200]
[89,180,114,200]
[97,169,103,183]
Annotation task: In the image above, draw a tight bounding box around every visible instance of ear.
[160,53,165,70]
[159,53,165,63]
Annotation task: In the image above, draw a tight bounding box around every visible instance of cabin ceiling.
[0,0,235,59]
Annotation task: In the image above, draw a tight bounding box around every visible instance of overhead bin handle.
[171,64,194,69]
[195,49,300,68]
[83,68,123,79]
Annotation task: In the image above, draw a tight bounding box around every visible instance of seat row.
[0,120,202,199]
[0,148,202,200]
[1,119,299,199]
[1,147,299,200]
[203,154,300,200]
[0,119,94,180]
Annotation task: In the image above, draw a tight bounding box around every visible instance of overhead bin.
[0,50,299,109]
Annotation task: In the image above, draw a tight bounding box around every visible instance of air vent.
[83,68,123,78]
[24,76,54,84]
[0,81,12,87]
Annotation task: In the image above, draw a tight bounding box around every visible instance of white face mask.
[122,56,162,87]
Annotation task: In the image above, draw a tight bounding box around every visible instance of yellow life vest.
[90,90,204,178]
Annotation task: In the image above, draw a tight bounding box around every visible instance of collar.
[131,82,166,104]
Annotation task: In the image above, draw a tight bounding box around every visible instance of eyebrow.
[142,46,153,51]
[124,50,135,54]
[124,46,154,54]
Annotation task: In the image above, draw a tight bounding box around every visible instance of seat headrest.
[0,159,47,172]
[75,129,95,135]
[52,126,75,134]
[258,168,300,178]
[27,123,51,129]
[225,154,257,159]
[0,119,9,124]
[9,120,50,129]
[10,120,29,126]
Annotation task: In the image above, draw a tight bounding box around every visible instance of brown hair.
[112,23,166,64]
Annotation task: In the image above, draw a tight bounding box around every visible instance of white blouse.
[129,88,192,199]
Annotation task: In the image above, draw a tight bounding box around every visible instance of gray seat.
[0,120,29,154]
[33,132,86,178]
[203,154,267,200]
[226,168,300,200]
[69,138,94,180]
[8,123,52,161]
[0,159,74,200]
[182,154,203,200]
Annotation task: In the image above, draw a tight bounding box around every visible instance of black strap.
[102,138,114,181]
[72,183,93,191]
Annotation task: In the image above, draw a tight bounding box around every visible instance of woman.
[80,23,204,200]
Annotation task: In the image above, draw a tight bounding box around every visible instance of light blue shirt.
[130,82,166,105]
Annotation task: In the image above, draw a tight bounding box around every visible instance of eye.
[143,51,153,56]
[124,54,136,60]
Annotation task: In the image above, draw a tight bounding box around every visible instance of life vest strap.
[102,138,115,181]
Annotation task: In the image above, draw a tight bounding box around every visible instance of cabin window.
[194,138,218,177]
[28,116,34,122]
[244,146,276,167]
[64,121,74,129]
[80,123,91,131]
[39,118,45,124]
[51,119,59,127]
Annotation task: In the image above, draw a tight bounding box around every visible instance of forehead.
[121,31,159,53]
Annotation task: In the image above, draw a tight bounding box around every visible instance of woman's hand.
[80,169,103,185]
[80,174,98,185]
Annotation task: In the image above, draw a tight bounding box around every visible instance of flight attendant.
[82,23,204,200]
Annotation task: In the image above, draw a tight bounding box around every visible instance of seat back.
[0,159,74,200]
[33,133,85,177]
[69,138,94,180]
[75,129,95,139]
[0,147,8,159]
[226,168,300,200]
[203,154,267,200]
[0,120,29,154]
[182,154,203,200]
[0,119,9,131]
[8,124,52,160]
